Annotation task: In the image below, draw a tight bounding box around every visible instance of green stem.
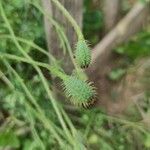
[3,60,64,145]
[50,0,84,40]
[0,34,56,62]
[0,69,14,90]
[101,113,147,133]
[2,60,71,146]
[36,68,74,145]
[0,2,74,145]
[27,107,45,150]
[0,53,67,80]
[31,2,79,71]
[31,2,87,80]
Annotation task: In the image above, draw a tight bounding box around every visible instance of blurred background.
[0,0,150,149]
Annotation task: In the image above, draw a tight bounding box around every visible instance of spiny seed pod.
[63,76,96,107]
[75,40,91,68]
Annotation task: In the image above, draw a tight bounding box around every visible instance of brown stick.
[87,1,150,75]
[41,0,83,73]
[85,1,149,113]
[103,0,121,33]
[41,0,53,55]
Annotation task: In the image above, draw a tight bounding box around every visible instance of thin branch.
[41,0,53,53]
[103,0,121,33]
[87,1,150,74]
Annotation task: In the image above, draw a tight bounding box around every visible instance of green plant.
[115,28,150,60]
[83,0,103,45]
[0,0,96,108]
[75,40,91,68]
[0,0,149,149]
[63,76,96,107]
[50,0,92,68]
[0,1,97,148]
[0,1,83,149]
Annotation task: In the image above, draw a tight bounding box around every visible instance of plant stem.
[31,2,80,72]
[0,69,14,90]
[101,113,147,133]
[50,0,84,40]
[27,107,45,150]
[3,60,64,145]
[0,53,66,80]
[0,2,74,145]
[0,34,56,62]
[30,2,87,80]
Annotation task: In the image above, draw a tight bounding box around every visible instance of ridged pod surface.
[63,76,96,107]
[75,40,91,68]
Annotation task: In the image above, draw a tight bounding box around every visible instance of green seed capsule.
[75,40,91,68]
[63,76,96,107]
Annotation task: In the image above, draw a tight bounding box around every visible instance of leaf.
[0,129,20,148]
[144,134,150,148]
[108,68,126,81]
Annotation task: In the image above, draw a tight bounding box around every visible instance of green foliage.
[145,133,150,148]
[83,0,103,45]
[139,0,149,3]
[108,68,126,81]
[0,0,149,149]
[0,0,45,55]
[0,129,20,148]
[115,29,150,60]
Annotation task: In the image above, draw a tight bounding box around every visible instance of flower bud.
[75,40,91,68]
[63,76,96,107]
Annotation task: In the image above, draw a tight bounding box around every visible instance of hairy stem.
[0,2,74,145]
[50,0,84,40]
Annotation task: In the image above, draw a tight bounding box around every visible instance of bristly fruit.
[63,76,96,107]
[75,40,91,68]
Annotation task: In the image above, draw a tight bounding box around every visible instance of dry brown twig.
[87,1,150,75]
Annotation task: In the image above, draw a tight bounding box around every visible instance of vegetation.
[0,0,149,149]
